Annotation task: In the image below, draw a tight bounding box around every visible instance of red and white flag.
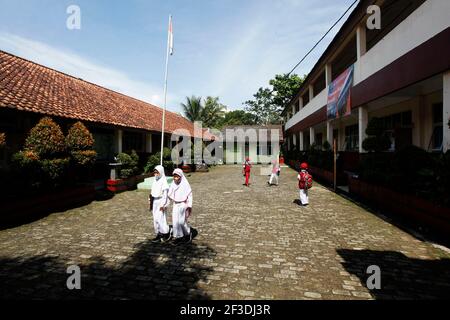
[168,15,174,55]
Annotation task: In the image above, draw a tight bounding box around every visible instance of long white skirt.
[152,197,170,235]
[299,189,309,205]
[172,202,191,239]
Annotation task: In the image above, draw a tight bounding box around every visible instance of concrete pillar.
[145,133,152,153]
[325,64,333,86]
[356,25,367,58]
[310,127,315,146]
[326,121,333,145]
[444,71,450,152]
[358,106,368,153]
[299,131,304,151]
[293,133,297,147]
[299,98,304,110]
[114,129,123,154]
[292,104,296,115]
[309,85,314,101]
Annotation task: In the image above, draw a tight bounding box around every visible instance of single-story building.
[221,125,284,164]
[0,50,212,178]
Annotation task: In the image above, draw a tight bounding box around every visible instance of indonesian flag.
[168,15,174,56]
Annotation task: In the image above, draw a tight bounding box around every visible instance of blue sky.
[0,0,357,114]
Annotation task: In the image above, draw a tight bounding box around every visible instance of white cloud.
[0,32,179,111]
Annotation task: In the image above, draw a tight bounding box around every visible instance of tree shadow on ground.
[0,240,215,300]
[336,249,450,299]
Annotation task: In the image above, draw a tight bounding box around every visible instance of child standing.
[149,165,171,243]
[298,162,313,206]
[165,168,197,245]
[268,160,280,186]
[243,157,252,187]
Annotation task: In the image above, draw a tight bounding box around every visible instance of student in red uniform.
[298,162,313,206]
[243,157,252,187]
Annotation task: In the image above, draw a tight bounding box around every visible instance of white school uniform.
[269,161,280,185]
[151,165,170,235]
[298,170,309,205]
[166,168,193,239]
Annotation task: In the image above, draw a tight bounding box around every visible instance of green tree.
[217,110,257,128]
[181,96,203,122]
[270,73,305,108]
[244,73,305,125]
[202,96,226,128]
[244,88,279,125]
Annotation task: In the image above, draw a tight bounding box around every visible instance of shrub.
[12,117,68,190]
[0,132,5,148]
[362,118,391,152]
[66,122,97,167]
[25,117,66,157]
[130,150,140,175]
[66,122,95,150]
[144,147,174,174]
[117,150,139,179]
[71,150,97,166]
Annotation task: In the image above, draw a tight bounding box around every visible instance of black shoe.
[160,232,172,243]
[172,237,184,246]
[151,234,162,243]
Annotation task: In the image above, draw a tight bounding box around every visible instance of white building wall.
[355,0,450,85]
[287,0,450,133]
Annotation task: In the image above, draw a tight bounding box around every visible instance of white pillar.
[310,127,315,146]
[292,104,296,115]
[309,85,314,101]
[326,121,333,144]
[145,133,152,153]
[444,71,450,152]
[299,98,304,110]
[356,25,367,58]
[358,107,368,153]
[325,64,332,86]
[299,131,304,151]
[114,129,123,154]
[293,133,297,147]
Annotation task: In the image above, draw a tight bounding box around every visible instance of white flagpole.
[160,15,172,166]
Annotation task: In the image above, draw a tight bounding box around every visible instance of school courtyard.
[0,165,450,300]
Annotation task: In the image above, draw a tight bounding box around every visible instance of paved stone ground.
[1,165,450,300]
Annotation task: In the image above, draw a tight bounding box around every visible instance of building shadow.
[0,240,215,300]
[336,249,450,299]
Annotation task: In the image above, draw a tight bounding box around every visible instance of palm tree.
[181,96,203,122]
[202,96,226,128]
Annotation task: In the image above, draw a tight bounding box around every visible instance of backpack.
[299,171,313,189]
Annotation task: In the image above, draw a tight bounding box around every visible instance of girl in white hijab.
[149,165,171,242]
[165,168,196,245]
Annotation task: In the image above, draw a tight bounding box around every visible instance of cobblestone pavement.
[1,165,450,300]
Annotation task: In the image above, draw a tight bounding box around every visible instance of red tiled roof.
[0,50,204,138]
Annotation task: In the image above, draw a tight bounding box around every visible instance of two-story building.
[283,0,450,172]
